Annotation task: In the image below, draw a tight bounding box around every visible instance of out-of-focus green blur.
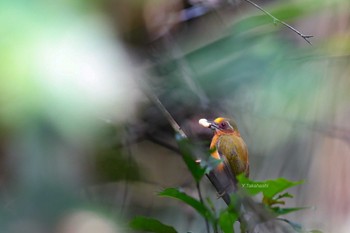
[1,0,350,232]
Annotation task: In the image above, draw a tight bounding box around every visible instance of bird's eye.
[220,122,227,128]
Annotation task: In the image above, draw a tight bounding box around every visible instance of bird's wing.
[217,135,249,177]
[222,152,238,188]
[216,137,239,188]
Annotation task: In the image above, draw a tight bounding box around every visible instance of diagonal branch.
[243,0,313,44]
[137,74,187,139]
[145,91,188,139]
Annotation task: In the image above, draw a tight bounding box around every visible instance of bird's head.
[199,117,239,135]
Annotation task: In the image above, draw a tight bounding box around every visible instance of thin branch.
[197,182,211,233]
[146,133,181,154]
[139,75,188,139]
[243,0,313,44]
[147,90,212,232]
[147,92,187,139]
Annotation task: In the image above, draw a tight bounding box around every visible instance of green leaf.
[264,192,295,207]
[176,136,206,182]
[95,149,140,182]
[237,175,304,199]
[278,218,324,233]
[271,207,309,216]
[277,218,303,232]
[129,216,177,233]
[202,153,223,174]
[276,192,294,200]
[219,210,238,233]
[158,188,214,222]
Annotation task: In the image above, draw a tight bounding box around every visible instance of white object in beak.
[198,118,211,128]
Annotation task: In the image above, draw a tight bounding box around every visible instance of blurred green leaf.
[263,192,294,207]
[158,188,214,222]
[176,136,206,182]
[276,192,294,200]
[271,207,308,216]
[277,218,303,232]
[95,149,140,182]
[129,216,177,233]
[200,154,223,174]
[237,175,303,199]
[218,210,238,233]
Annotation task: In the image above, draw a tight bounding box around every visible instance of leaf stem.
[196,182,211,233]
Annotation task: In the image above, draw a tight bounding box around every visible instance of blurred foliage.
[95,148,140,183]
[237,174,308,218]
[176,135,207,182]
[218,207,239,233]
[129,216,178,233]
[0,1,138,233]
[159,188,215,222]
[237,175,303,201]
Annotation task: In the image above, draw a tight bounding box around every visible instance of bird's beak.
[208,121,219,130]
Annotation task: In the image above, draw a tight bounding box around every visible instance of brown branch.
[243,0,313,44]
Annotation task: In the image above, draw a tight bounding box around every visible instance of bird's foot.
[216,190,227,199]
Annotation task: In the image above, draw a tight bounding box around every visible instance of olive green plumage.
[215,133,249,177]
[206,117,249,178]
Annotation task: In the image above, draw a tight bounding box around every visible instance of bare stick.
[146,91,187,139]
[243,0,313,44]
[138,74,187,139]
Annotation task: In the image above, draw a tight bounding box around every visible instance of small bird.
[199,117,249,179]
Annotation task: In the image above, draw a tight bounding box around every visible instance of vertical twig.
[197,182,211,233]
[120,126,132,216]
